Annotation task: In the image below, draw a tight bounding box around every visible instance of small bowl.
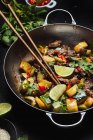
[0,118,17,140]
[25,0,57,10]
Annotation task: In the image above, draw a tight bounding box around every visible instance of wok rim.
[3,22,93,115]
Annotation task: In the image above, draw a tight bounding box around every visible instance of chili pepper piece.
[58,55,67,63]
[39,85,47,92]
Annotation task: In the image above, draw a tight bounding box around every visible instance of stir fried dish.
[19,40,93,113]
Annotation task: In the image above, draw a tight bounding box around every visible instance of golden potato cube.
[74,41,88,53]
[35,97,46,109]
[66,84,78,97]
[20,61,35,76]
[66,98,78,112]
[84,97,93,107]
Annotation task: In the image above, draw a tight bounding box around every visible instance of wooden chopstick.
[0,10,59,85]
[7,4,60,84]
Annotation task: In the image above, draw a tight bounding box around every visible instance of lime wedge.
[49,84,66,101]
[0,103,12,116]
[54,65,74,77]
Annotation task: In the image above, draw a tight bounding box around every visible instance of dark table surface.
[1,0,93,139]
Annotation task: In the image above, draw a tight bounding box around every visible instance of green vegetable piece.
[61,104,67,112]
[52,101,62,112]
[22,79,29,91]
[55,56,63,62]
[74,89,86,102]
[2,36,11,44]
[69,61,79,68]
[28,77,35,83]
[10,36,18,42]
[78,104,88,110]
[40,93,51,108]
[2,23,9,30]
[26,83,38,95]
[60,95,67,112]
[61,94,67,103]
[70,57,79,61]
[48,62,55,68]
[78,78,85,88]
[79,59,93,72]
[3,29,13,36]
[26,88,34,95]
[37,71,45,83]
[69,57,93,73]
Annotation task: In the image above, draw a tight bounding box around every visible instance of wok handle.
[46,112,86,128]
[44,9,76,26]
[45,0,57,8]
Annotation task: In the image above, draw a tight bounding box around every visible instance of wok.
[4,9,93,128]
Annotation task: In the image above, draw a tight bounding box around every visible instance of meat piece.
[84,79,93,90]
[58,45,69,55]
[58,78,69,83]
[90,57,93,61]
[90,71,93,75]
[79,48,87,54]
[56,61,69,67]
[58,49,68,55]
[61,45,76,56]
[58,76,79,84]
[70,76,79,84]
[47,49,55,56]
[34,63,41,68]
[68,50,76,56]
[48,40,62,48]
[84,78,93,97]
[63,45,69,48]
[84,89,93,97]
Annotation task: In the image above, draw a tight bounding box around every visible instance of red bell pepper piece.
[76,66,83,72]
[29,0,36,4]
[45,0,48,4]
[67,83,72,89]
[58,55,67,63]
[41,2,44,6]
[27,73,31,78]
[38,85,47,92]
[56,75,62,78]
[68,97,74,100]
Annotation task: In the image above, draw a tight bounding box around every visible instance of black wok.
[4,9,93,127]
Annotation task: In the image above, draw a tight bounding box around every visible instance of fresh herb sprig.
[69,58,93,73]
[0,0,47,46]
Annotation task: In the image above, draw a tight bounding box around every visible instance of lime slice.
[49,84,66,101]
[0,103,12,116]
[54,65,74,77]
